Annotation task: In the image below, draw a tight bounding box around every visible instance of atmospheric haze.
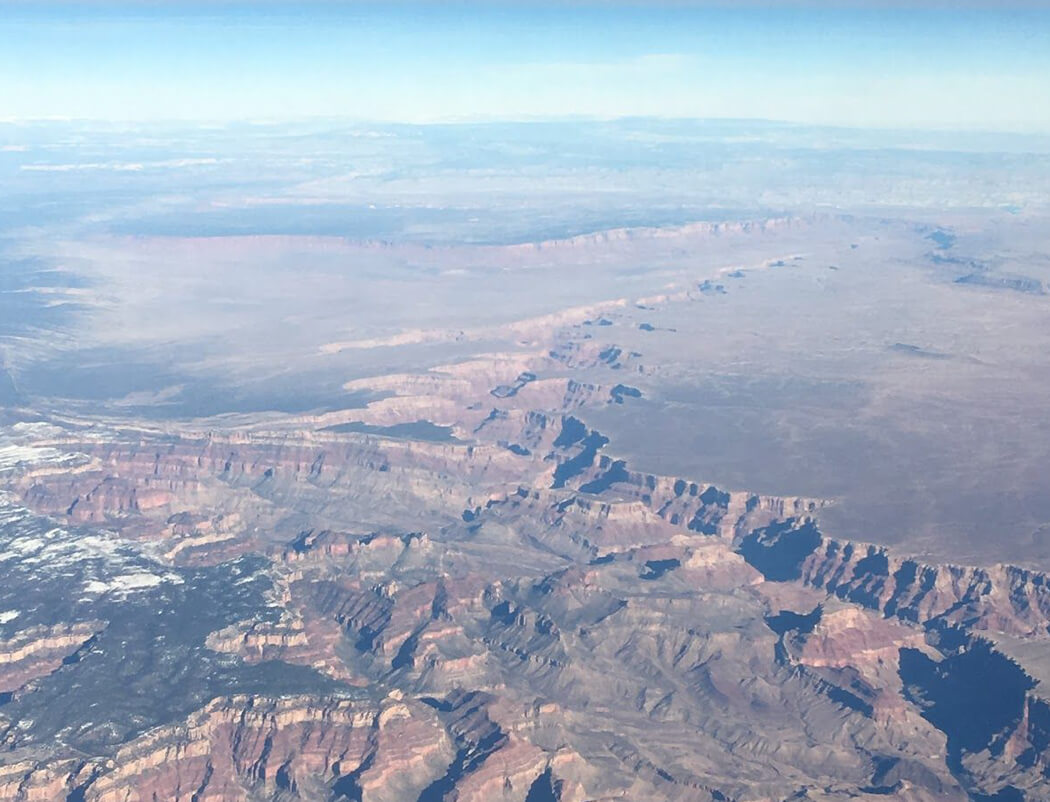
[1,3,1050,802]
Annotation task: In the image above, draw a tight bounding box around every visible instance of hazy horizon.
[2,1,1049,131]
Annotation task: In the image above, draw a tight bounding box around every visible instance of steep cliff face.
[4,254,1050,802]
[15,434,537,563]
[733,518,1050,638]
[0,689,606,802]
[0,622,103,695]
[6,419,1049,802]
[0,694,453,802]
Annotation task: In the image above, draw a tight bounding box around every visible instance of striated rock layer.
[3,238,1050,801]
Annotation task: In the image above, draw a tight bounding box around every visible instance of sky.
[0,2,1048,131]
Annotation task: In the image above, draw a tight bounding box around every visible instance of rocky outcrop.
[86,694,441,802]
[0,621,103,695]
[738,518,1050,638]
[6,229,1050,802]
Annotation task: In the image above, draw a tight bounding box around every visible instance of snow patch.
[83,572,181,595]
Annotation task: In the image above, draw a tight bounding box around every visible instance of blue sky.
[1,2,1048,131]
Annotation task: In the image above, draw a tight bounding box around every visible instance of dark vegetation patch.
[322,420,462,443]
[1,554,347,755]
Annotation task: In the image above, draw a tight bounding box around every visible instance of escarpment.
[11,694,455,802]
[0,621,104,695]
[4,297,1050,802]
[733,517,1050,638]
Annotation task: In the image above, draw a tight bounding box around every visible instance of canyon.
[1,154,1049,802]
[0,212,1049,800]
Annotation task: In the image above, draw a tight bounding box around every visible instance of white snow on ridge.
[9,422,66,438]
[0,445,59,470]
[82,572,182,596]
[0,495,181,597]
